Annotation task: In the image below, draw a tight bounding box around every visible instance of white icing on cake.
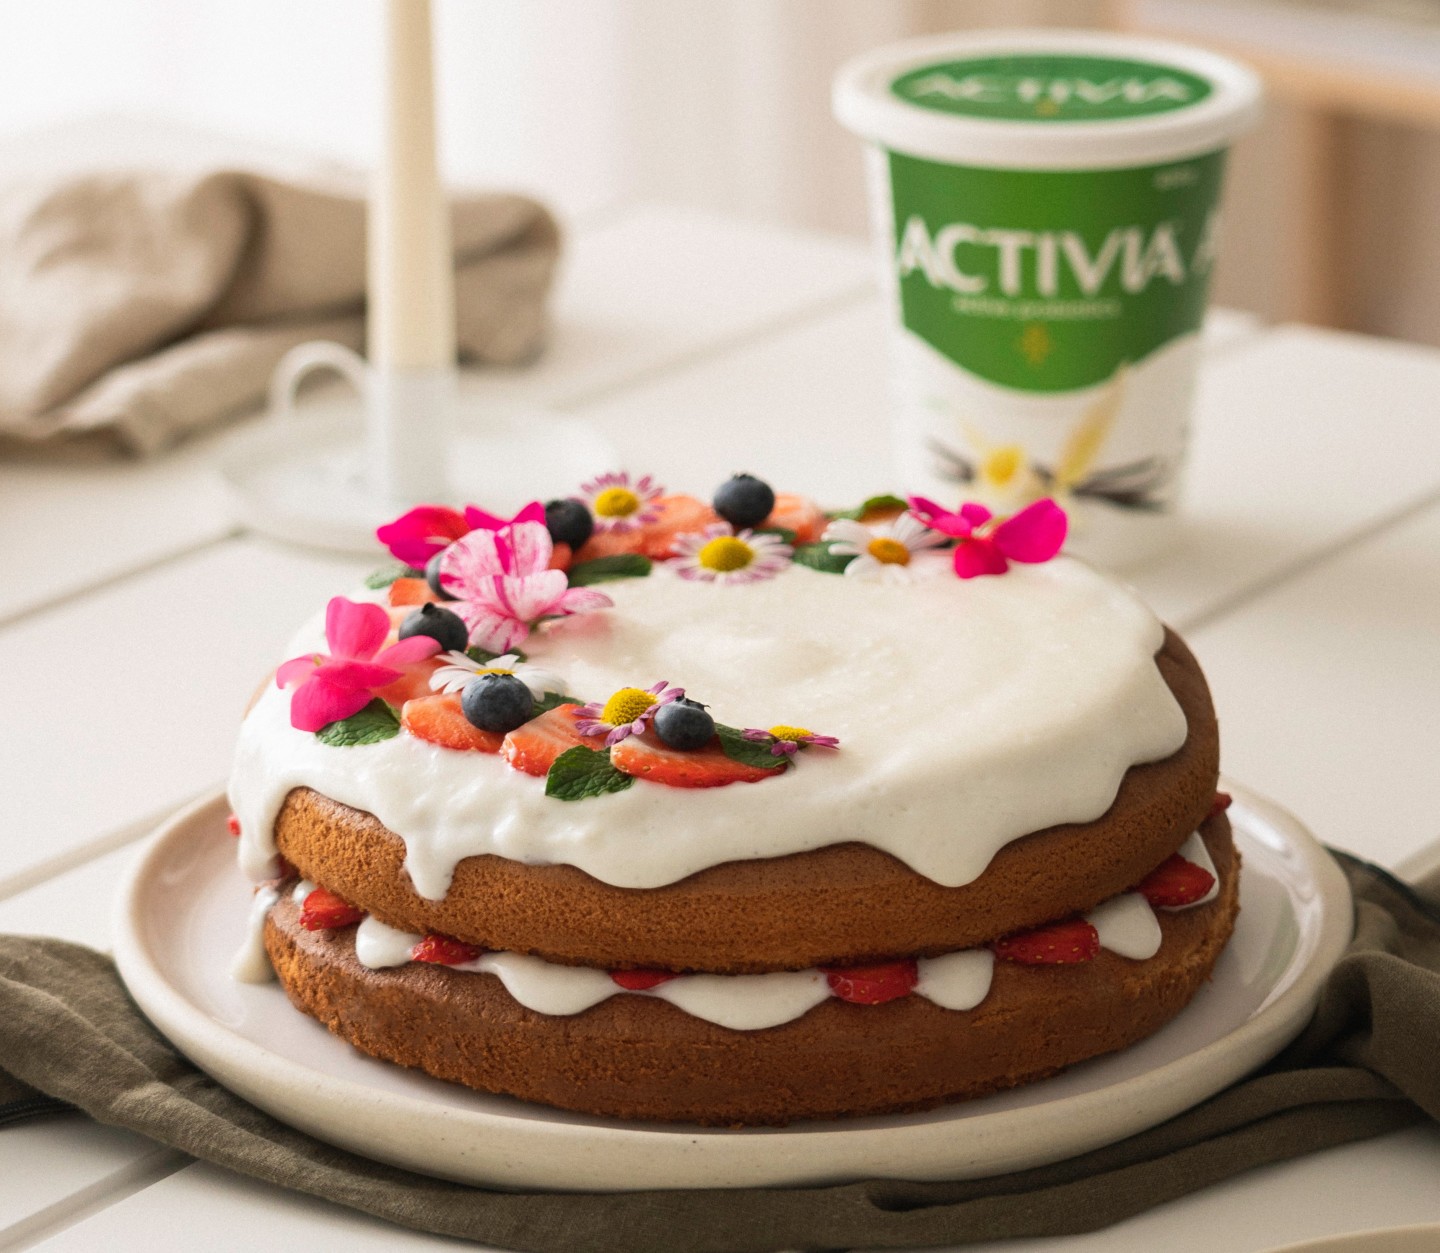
[1086,892,1163,960]
[915,949,996,1010]
[230,557,1186,892]
[230,887,279,984]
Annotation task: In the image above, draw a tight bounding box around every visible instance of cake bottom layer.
[262,826,1240,1126]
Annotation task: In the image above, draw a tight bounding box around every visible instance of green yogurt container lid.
[834,29,1261,169]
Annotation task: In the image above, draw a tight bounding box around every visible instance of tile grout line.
[1176,482,1440,637]
[546,284,878,415]
[0,786,221,907]
[0,526,243,633]
[0,1148,192,1252]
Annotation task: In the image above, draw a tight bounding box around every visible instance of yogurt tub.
[834,30,1261,567]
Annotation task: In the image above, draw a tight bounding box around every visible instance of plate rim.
[112,781,1354,1192]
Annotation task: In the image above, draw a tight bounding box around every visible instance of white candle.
[368,0,456,371]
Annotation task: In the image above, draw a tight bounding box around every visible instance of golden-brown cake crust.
[264,816,1238,1126]
[273,629,1220,973]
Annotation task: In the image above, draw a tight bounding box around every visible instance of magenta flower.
[907,496,1067,579]
[276,597,440,733]
[741,726,841,757]
[576,681,684,746]
[438,520,613,653]
[376,501,546,566]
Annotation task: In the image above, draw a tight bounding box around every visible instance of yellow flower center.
[697,535,755,573]
[593,487,642,518]
[981,445,1026,488]
[600,687,658,726]
[473,667,514,678]
[768,725,813,742]
[867,537,910,566]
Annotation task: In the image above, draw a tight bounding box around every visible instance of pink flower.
[276,597,440,733]
[376,501,546,566]
[578,471,663,533]
[907,496,1067,579]
[741,726,841,757]
[439,520,613,653]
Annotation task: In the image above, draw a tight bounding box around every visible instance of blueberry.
[654,700,715,751]
[713,474,776,529]
[461,673,534,733]
[425,550,457,600]
[398,603,469,653]
[545,498,595,551]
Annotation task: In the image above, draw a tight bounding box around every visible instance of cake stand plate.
[113,784,1352,1193]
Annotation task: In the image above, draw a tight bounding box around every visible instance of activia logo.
[891,53,1212,123]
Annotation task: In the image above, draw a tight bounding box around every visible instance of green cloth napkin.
[0,852,1436,1253]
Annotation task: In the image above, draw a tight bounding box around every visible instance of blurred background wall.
[0,0,1435,345]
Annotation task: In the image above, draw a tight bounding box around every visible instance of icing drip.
[229,887,280,984]
[230,560,1187,893]
[1168,832,1220,909]
[915,949,996,1010]
[1086,893,1163,960]
[354,915,418,969]
[653,971,830,1031]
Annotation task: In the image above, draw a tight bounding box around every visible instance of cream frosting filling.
[240,840,1218,1029]
[230,558,1187,894]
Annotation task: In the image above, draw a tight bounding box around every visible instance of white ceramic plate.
[113,783,1352,1192]
[1263,1225,1440,1253]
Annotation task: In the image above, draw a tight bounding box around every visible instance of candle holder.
[218,342,616,553]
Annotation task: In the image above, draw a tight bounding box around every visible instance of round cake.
[228,476,1236,1126]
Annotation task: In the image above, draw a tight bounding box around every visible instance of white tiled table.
[2,204,1438,1253]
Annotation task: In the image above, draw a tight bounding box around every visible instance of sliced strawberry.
[300,886,364,931]
[1208,791,1233,820]
[411,933,483,965]
[763,493,826,544]
[401,693,505,753]
[226,812,241,838]
[501,704,605,776]
[572,528,647,561]
[1136,854,1216,909]
[389,577,438,607]
[822,959,918,1005]
[635,495,724,558]
[548,541,573,572]
[373,655,447,707]
[992,918,1100,965]
[610,969,679,991]
[610,730,780,788]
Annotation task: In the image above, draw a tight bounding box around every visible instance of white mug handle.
[268,341,371,423]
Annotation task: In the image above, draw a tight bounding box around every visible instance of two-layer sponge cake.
[228,474,1234,1126]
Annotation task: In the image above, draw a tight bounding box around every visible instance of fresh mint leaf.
[363,562,425,589]
[792,541,855,575]
[826,493,909,522]
[316,699,401,747]
[533,691,582,714]
[567,554,653,586]
[714,723,788,771]
[544,745,635,800]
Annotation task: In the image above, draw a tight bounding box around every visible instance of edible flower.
[575,681,684,746]
[276,597,440,732]
[376,501,546,566]
[822,513,949,583]
[439,520,613,653]
[741,725,841,757]
[907,496,1067,579]
[671,523,792,584]
[578,471,663,533]
[428,650,566,701]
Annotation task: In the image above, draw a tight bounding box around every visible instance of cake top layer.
[231,485,1187,894]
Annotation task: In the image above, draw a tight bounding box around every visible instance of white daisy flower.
[670,523,793,585]
[428,651,566,700]
[823,514,950,584]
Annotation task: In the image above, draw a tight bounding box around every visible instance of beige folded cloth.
[0,170,561,454]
